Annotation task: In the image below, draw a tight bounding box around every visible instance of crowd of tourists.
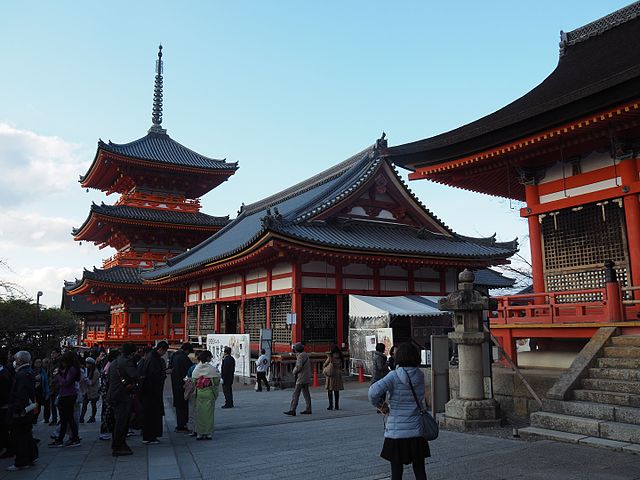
[1,339,430,479]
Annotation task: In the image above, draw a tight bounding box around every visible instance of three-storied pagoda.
[68,46,237,345]
[387,2,640,363]
[143,136,517,353]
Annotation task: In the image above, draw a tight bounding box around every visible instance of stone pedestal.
[439,270,501,431]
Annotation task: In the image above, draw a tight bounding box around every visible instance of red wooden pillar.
[621,158,640,293]
[183,299,188,342]
[336,294,344,348]
[292,262,302,344]
[196,304,201,336]
[214,302,220,333]
[373,267,380,294]
[494,328,517,367]
[266,268,272,329]
[407,267,415,294]
[240,273,246,334]
[525,184,545,293]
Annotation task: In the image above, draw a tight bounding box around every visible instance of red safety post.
[358,364,364,383]
[313,367,319,388]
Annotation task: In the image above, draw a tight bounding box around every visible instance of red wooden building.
[143,137,517,353]
[68,46,237,346]
[386,3,640,363]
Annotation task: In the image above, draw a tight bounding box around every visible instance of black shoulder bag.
[406,373,439,441]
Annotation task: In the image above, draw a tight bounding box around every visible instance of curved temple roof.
[143,146,517,282]
[95,131,237,173]
[72,203,229,237]
[386,1,640,169]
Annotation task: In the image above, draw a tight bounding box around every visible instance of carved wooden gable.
[314,161,451,236]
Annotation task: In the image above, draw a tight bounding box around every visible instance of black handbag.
[407,373,439,441]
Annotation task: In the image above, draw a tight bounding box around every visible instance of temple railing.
[490,288,611,325]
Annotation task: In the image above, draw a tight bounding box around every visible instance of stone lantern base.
[441,398,502,431]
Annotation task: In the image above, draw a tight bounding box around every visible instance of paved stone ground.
[1,381,640,480]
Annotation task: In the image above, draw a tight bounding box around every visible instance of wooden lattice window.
[302,294,336,345]
[541,200,629,301]
[199,303,215,335]
[243,298,266,342]
[186,306,198,336]
[270,294,291,344]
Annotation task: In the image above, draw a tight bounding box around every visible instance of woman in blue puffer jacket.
[368,343,429,480]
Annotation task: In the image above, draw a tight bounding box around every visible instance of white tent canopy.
[349,295,444,318]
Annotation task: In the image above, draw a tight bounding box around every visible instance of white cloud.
[0,211,77,252]
[0,123,89,205]
[2,266,82,308]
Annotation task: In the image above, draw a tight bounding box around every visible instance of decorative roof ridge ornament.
[149,44,167,134]
[373,132,387,156]
[559,1,640,57]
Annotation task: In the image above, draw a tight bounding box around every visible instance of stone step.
[573,389,640,407]
[603,346,640,358]
[611,335,640,347]
[530,412,640,444]
[519,427,640,452]
[582,378,640,394]
[544,399,640,425]
[597,357,640,369]
[531,411,600,436]
[588,367,640,382]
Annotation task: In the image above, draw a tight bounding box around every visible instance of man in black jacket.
[140,341,168,443]
[169,343,193,432]
[107,344,139,456]
[7,351,38,471]
[220,347,235,408]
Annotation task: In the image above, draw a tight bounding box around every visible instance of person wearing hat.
[79,357,100,423]
[284,343,312,416]
[169,343,194,433]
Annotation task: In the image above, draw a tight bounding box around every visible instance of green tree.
[0,298,78,357]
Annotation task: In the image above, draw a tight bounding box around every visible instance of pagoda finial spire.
[149,44,166,134]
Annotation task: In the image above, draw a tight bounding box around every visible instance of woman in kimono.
[192,350,220,440]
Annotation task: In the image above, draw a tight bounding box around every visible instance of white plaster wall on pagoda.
[445,269,458,292]
[343,263,373,275]
[377,209,394,219]
[188,283,199,302]
[540,150,614,184]
[246,267,268,280]
[272,262,292,275]
[219,273,242,297]
[302,261,335,273]
[343,277,374,290]
[302,276,336,289]
[201,280,216,301]
[381,279,408,291]
[348,206,366,216]
[415,267,438,278]
[415,281,440,293]
[539,178,622,204]
[245,281,267,294]
[271,276,293,290]
[380,265,408,277]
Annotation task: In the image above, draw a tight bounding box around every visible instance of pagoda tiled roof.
[95,131,237,172]
[72,204,229,235]
[386,2,640,167]
[82,266,144,285]
[472,268,516,289]
[143,147,517,281]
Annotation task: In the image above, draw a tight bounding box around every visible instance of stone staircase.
[519,334,640,453]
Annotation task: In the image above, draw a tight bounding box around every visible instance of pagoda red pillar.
[292,262,302,344]
[525,184,545,293]
[621,157,640,294]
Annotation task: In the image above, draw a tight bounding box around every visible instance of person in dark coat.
[170,343,193,432]
[0,350,13,459]
[6,351,38,471]
[107,344,138,456]
[140,341,168,443]
[220,347,235,408]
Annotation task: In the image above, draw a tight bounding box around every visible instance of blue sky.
[0,0,631,305]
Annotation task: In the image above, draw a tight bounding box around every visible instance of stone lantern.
[439,269,501,430]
